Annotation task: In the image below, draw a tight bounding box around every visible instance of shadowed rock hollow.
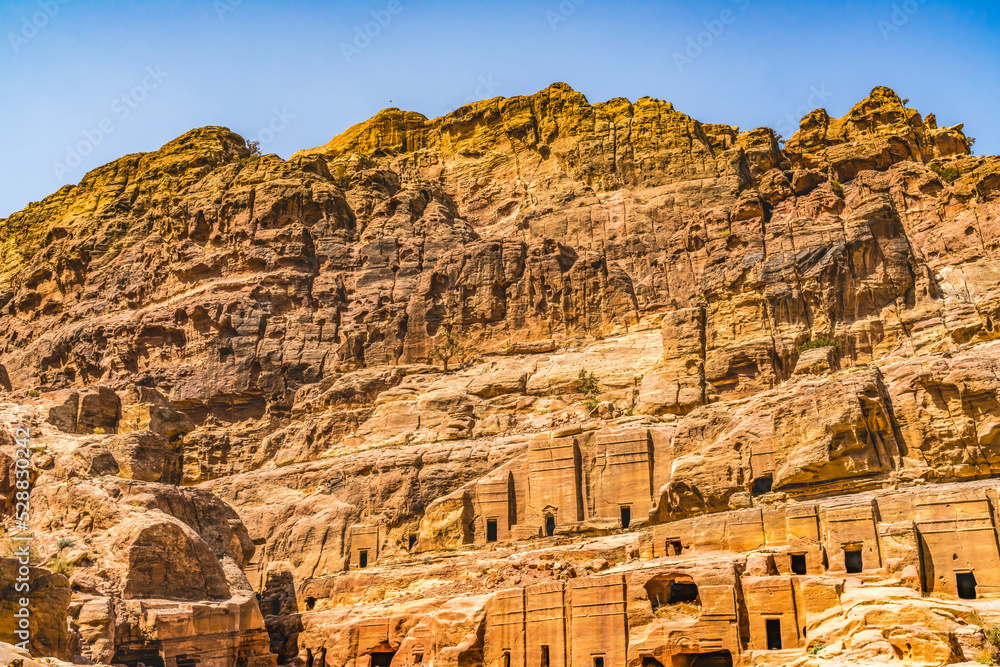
[2,83,1000,667]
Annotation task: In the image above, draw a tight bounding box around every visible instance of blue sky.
[1,0,998,217]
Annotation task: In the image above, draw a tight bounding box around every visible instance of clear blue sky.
[1,0,998,217]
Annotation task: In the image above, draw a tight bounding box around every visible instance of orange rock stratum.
[3,84,1000,667]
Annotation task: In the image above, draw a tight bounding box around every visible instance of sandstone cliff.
[2,84,1000,667]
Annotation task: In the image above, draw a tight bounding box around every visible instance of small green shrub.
[976,648,996,666]
[28,389,40,397]
[334,163,350,189]
[48,557,75,576]
[246,140,262,156]
[430,329,465,373]
[830,180,844,195]
[807,643,827,656]
[93,427,106,435]
[578,369,600,413]
[985,626,1000,650]
[931,162,961,184]
[798,338,839,353]
[56,538,75,550]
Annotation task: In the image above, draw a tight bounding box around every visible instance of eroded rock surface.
[2,85,1000,667]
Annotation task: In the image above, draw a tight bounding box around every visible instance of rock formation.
[2,84,1000,667]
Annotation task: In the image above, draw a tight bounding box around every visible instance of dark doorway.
[690,652,734,667]
[669,582,699,604]
[487,519,498,542]
[957,571,978,599]
[408,534,417,551]
[620,506,632,529]
[501,652,509,667]
[176,656,198,667]
[642,657,665,667]
[845,548,863,574]
[270,598,281,616]
[752,475,773,496]
[414,655,423,665]
[371,652,396,667]
[112,647,166,667]
[541,645,550,667]
[306,649,314,667]
[545,515,556,537]
[667,540,683,556]
[766,619,782,650]
[594,657,605,667]
[359,550,369,568]
[305,596,316,610]
[790,554,807,575]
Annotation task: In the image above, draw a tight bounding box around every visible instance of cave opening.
[766,619,782,650]
[370,652,396,667]
[668,582,699,604]
[752,475,773,496]
[844,547,863,574]
[112,646,166,667]
[646,575,701,615]
[958,571,978,599]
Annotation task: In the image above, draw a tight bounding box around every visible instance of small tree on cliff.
[430,329,465,373]
[578,369,600,413]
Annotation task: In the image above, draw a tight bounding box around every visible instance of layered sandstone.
[2,84,1000,667]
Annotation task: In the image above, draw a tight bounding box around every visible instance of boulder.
[104,430,182,483]
[0,559,72,659]
[110,515,231,600]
